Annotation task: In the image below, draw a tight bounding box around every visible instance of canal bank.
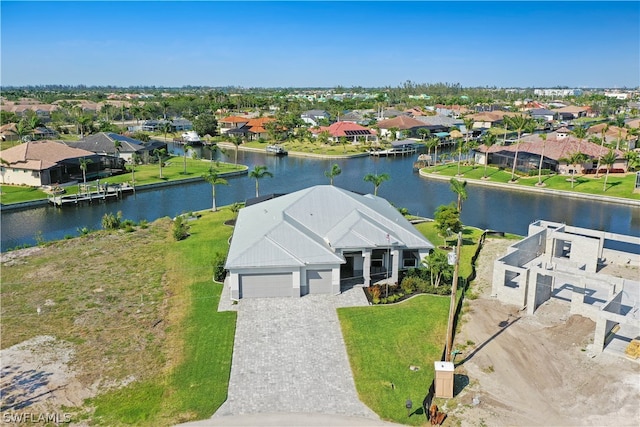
[419,170,640,207]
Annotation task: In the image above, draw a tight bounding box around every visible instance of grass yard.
[240,139,371,156]
[338,222,483,425]
[1,208,238,426]
[425,163,640,200]
[0,157,245,205]
[338,296,450,425]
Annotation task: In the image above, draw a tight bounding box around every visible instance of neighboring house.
[492,220,639,354]
[219,116,251,135]
[338,110,371,125]
[0,140,100,186]
[66,132,157,164]
[552,105,590,121]
[376,116,430,139]
[140,119,193,132]
[224,185,434,299]
[413,115,463,134]
[529,108,557,122]
[311,121,376,143]
[475,131,627,174]
[467,111,517,130]
[0,102,59,121]
[587,124,638,150]
[218,116,277,140]
[301,110,331,127]
[0,123,19,141]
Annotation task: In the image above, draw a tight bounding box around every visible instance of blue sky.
[1,1,638,88]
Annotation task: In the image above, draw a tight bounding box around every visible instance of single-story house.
[376,116,431,139]
[224,185,434,299]
[0,140,101,186]
[66,132,157,164]
[301,110,331,127]
[552,105,590,121]
[529,108,557,122]
[474,131,627,174]
[311,121,377,143]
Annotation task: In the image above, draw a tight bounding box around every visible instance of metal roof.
[225,185,434,270]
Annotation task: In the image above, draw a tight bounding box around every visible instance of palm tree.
[571,126,587,154]
[363,172,390,196]
[113,140,122,158]
[160,121,172,141]
[77,114,92,139]
[450,177,468,214]
[481,133,497,179]
[15,120,29,142]
[231,135,242,165]
[153,148,167,179]
[600,149,618,191]
[78,157,93,190]
[561,151,589,189]
[324,163,342,185]
[536,133,548,186]
[428,137,441,169]
[202,171,228,211]
[339,136,349,153]
[594,124,610,178]
[623,150,640,172]
[506,114,535,182]
[182,143,193,175]
[160,100,171,120]
[455,137,464,176]
[418,128,431,141]
[129,152,140,185]
[249,165,273,197]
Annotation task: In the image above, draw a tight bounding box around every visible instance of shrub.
[172,216,190,241]
[369,285,382,300]
[212,252,227,282]
[138,219,149,229]
[401,276,419,293]
[102,211,122,230]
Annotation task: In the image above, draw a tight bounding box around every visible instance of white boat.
[266,144,288,155]
[181,131,201,144]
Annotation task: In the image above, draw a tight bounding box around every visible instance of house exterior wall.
[2,167,43,186]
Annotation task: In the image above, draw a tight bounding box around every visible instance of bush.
[102,211,122,230]
[401,276,420,293]
[212,252,227,282]
[172,216,190,241]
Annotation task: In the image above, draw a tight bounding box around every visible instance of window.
[403,258,417,268]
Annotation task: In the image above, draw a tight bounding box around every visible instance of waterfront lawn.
[89,208,237,425]
[338,295,449,425]
[0,184,48,204]
[241,139,370,156]
[427,164,640,200]
[0,157,245,205]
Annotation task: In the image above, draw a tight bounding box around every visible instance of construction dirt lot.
[445,237,640,426]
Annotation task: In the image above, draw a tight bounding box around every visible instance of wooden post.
[445,231,463,362]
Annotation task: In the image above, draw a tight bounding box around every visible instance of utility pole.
[444,231,462,362]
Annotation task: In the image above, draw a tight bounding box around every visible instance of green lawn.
[424,163,640,200]
[338,296,450,425]
[86,208,237,425]
[240,139,372,156]
[0,157,245,205]
[338,223,483,424]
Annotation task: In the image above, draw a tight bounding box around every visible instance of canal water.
[2,145,639,250]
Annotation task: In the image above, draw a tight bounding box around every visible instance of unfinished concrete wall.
[492,263,529,307]
[568,235,600,273]
[602,247,640,267]
[527,267,554,315]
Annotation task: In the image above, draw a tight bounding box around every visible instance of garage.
[239,273,293,298]
[306,269,333,294]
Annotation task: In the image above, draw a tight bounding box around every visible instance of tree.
[202,170,228,211]
[78,157,92,189]
[324,163,342,185]
[481,133,497,178]
[113,140,122,158]
[153,148,167,179]
[161,100,171,120]
[505,114,535,182]
[249,165,273,197]
[363,172,390,196]
[536,133,548,186]
[600,149,617,191]
[623,150,640,172]
[434,203,461,246]
[595,124,610,178]
[339,136,349,153]
[182,143,193,175]
[160,121,172,141]
[77,114,93,139]
[561,151,589,189]
[230,135,243,165]
[450,178,468,214]
[192,114,218,137]
[418,128,431,141]
[129,152,140,185]
[423,250,452,288]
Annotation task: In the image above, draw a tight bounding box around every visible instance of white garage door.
[307,269,332,294]
[240,273,293,298]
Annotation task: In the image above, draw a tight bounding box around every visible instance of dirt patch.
[0,336,94,413]
[444,237,640,426]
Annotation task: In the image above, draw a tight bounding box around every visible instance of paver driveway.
[213,289,378,420]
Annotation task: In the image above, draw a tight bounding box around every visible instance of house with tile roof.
[66,132,160,164]
[301,110,331,127]
[475,131,627,175]
[219,116,279,140]
[224,185,434,299]
[587,124,638,150]
[310,121,377,143]
[375,116,430,139]
[0,140,101,186]
[553,105,591,121]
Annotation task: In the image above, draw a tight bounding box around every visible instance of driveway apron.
[213,292,378,419]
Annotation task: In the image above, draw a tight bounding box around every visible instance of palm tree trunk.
[603,169,610,191]
[595,139,605,178]
[510,145,520,181]
[212,187,217,211]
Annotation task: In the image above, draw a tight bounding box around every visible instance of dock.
[48,183,135,206]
